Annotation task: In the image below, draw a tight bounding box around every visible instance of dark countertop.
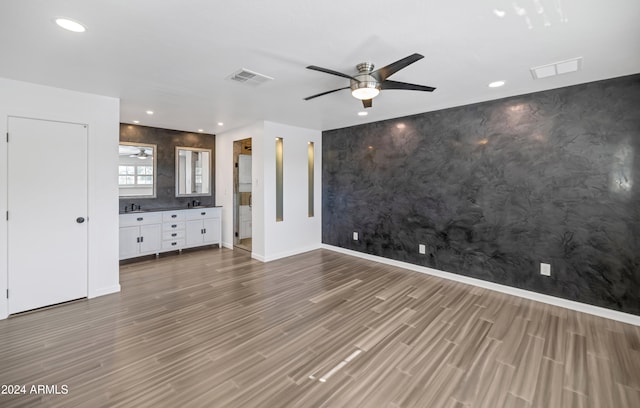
[119,205,222,215]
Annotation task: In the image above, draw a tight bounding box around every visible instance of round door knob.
[76,217,85,224]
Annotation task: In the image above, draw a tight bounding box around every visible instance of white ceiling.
[1,0,639,133]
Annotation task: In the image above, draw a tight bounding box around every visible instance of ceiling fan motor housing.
[351,62,380,99]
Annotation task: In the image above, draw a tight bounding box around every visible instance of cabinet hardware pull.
[171,214,177,218]
[136,237,140,243]
[137,217,143,221]
[201,212,206,215]
[171,233,177,237]
[140,236,144,243]
[203,228,207,234]
[171,242,177,246]
[171,224,177,228]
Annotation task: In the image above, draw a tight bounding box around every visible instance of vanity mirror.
[176,146,211,196]
[118,142,157,198]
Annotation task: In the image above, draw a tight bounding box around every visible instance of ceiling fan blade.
[306,65,356,80]
[362,99,373,108]
[380,80,435,92]
[304,87,350,100]
[372,53,424,81]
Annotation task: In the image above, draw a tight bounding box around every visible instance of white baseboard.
[222,242,234,250]
[322,244,640,326]
[261,244,323,263]
[252,253,266,262]
[89,284,121,299]
[248,244,323,263]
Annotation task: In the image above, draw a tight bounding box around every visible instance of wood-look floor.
[1,248,639,407]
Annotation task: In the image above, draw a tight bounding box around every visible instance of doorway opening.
[233,138,252,252]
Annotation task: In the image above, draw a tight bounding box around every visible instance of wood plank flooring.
[1,248,639,407]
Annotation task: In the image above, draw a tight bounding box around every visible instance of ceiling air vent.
[227,68,273,86]
[530,57,582,80]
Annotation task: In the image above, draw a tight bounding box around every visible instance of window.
[119,165,154,186]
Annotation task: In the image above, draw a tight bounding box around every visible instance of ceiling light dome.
[55,18,86,33]
[351,84,380,100]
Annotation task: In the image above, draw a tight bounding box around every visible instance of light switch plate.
[353,232,358,240]
[419,244,426,254]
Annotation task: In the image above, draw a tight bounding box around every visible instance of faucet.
[128,203,140,212]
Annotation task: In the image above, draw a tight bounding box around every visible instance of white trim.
[222,242,234,250]
[322,244,640,326]
[89,284,121,298]
[249,244,322,263]
[262,244,322,263]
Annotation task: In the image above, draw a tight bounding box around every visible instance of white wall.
[0,78,120,319]
[215,121,322,262]
[262,121,322,261]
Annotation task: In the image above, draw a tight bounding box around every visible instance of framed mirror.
[118,142,157,198]
[176,146,211,196]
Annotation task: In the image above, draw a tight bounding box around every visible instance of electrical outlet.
[540,262,551,276]
[419,244,426,254]
[353,232,358,240]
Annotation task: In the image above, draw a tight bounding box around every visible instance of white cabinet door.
[7,117,88,314]
[140,224,162,254]
[186,219,204,246]
[119,226,140,260]
[203,217,221,244]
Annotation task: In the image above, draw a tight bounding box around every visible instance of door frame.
[233,138,252,251]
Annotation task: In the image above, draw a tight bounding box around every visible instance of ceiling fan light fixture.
[350,72,380,100]
[54,18,87,33]
[130,148,149,159]
[351,87,380,100]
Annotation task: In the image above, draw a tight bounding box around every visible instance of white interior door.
[7,117,88,314]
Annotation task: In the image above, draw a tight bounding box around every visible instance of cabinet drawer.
[162,211,185,222]
[185,208,221,221]
[163,221,185,231]
[120,212,162,227]
[162,230,185,240]
[162,239,185,250]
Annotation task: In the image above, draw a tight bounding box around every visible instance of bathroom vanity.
[119,207,221,260]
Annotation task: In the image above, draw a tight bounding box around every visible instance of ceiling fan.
[304,53,436,108]
[130,148,150,160]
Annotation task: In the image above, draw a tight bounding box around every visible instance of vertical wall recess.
[308,142,315,217]
[275,137,284,222]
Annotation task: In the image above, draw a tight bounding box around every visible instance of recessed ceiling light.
[488,80,505,88]
[55,18,86,33]
[197,129,204,132]
[217,122,224,126]
[146,110,154,115]
[357,111,368,116]
[493,9,506,18]
[132,120,139,124]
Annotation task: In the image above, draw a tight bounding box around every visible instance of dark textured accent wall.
[323,74,640,315]
[119,124,215,211]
